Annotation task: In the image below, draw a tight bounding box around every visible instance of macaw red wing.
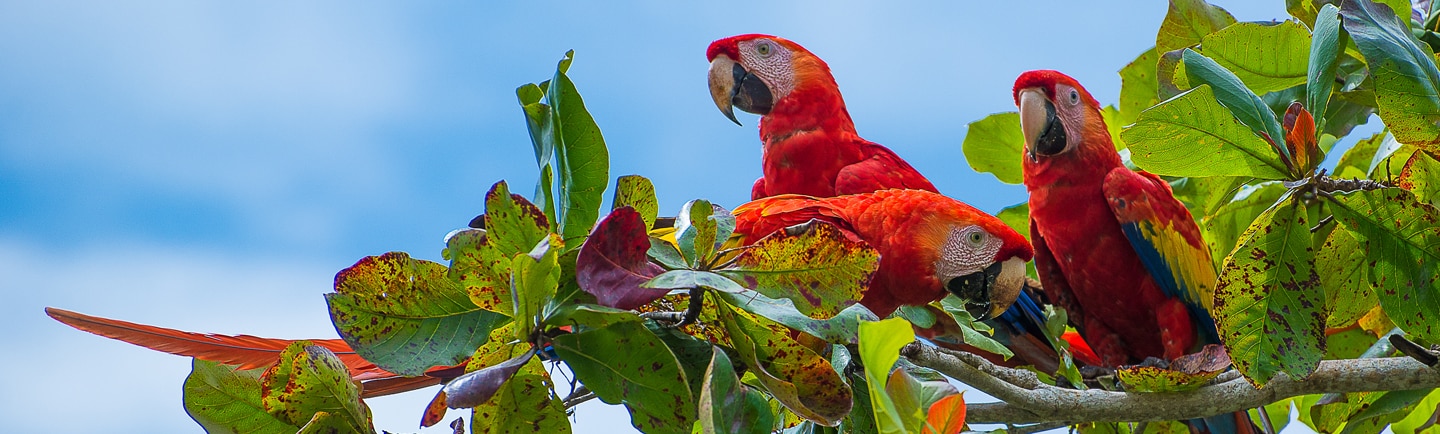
[1102,169,1220,345]
[834,141,939,195]
[730,194,856,244]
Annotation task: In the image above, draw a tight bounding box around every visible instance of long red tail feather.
[45,307,389,378]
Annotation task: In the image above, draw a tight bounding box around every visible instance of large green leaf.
[546,56,611,245]
[327,252,506,376]
[1122,85,1290,179]
[721,220,879,319]
[698,349,775,434]
[1213,199,1325,386]
[1391,388,1440,433]
[1119,47,1162,127]
[1200,21,1313,95]
[1333,131,1388,179]
[1310,4,1350,134]
[551,320,695,434]
[470,358,571,434]
[1182,49,1289,161]
[676,199,719,267]
[1317,229,1380,328]
[510,235,562,339]
[714,299,852,426]
[961,112,1023,185]
[448,181,552,315]
[1156,0,1237,53]
[1342,0,1440,152]
[184,359,301,434]
[260,342,375,433]
[1203,182,1287,269]
[858,317,915,434]
[1329,188,1440,343]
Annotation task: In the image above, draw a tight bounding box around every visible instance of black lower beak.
[947,262,1005,321]
[730,63,773,119]
[1034,100,1066,157]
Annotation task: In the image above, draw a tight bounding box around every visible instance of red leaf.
[440,350,535,408]
[576,207,666,309]
[924,392,966,434]
[1283,102,1319,175]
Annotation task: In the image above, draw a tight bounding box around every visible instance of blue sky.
[2,1,1335,432]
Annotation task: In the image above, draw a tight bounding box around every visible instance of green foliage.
[1122,85,1290,179]
[1156,0,1236,53]
[1330,189,1440,343]
[327,252,506,376]
[962,112,1024,184]
[858,318,916,434]
[1199,21,1313,95]
[1214,199,1324,386]
[698,349,774,434]
[1342,0,1440,152]
[260,342,375,433]
[720,220,878,319]
[552,320,696,434]
[184,359,301,433]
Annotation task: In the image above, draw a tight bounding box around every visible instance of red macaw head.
[1012,70,1114,166]
[706,34,837,125]
[915,196,1035,320]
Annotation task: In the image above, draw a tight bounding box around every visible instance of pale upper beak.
[707,54,773,126]
[946,257,1026,321]
[1017,88,1066,159]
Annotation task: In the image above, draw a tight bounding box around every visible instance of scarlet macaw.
[707,34,1093,371]
[1015,70,1251,433]
[731,189,1033,319]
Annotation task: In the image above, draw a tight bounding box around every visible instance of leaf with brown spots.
[327,252,507,377]
[698,347,775,434]
[720,220,878,319]
[1341,0,1440,153]
[183,359,301,434]
[1398,151,1440,207]
[550,320,695,434]
[1316,229,1379,328]
[1214,199,1325,386]
[716,298,852,426]
[469,358,571,434]
[448,181,551,315]
[577,207,666,310]
[259,342,376,433]
[1329,188,1440,343]
[714,289,879,345]
[613,175,659,230]
[1116,344,1231,392]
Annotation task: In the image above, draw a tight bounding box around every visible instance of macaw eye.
[756,42,772,57]
[1067,89,1080,105]
[966,230,986,247]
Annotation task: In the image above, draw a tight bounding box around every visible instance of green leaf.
[1342,0,1440,152]
[961,112,1024,184]
[1203,182,1287,269]
[1122,85,1291,179]
[1119,47,1162,127]
[260,342,375,433]
[714,299,852,426]
[450,181,552,315]
[1156,0,1237,53]
[676,199,718,266]
[1214,199,1325,386]
[510,235,561,347]
[644,270,746,293]
[937,296,1015,360]
[1399,151,1440,207]
[613,175,659,230]
[1317,228,1381,328]
[546,61,611,246]
[646,323,715,401]
[551,320,696,434]
[1199,21,1313,95]
[1115,344,1230,392]
[545,303,642,329]
[1310,4,1350,134]
[715,290,879,345]
[720,220,879,319]
[1182,49,1289,160]
[858,317,915,434]
[698,349,775,434]
[1169,176,1248,221]
[1329,188,1440,343]
[184,359,301,434]
[1391,388,1440,434]
[470,358,571,434]
[648,237,688,270]
[327,252,506,376]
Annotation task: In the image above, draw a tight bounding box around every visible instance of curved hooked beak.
[946,257,1026,321]
[708,55,774,126]
[1017,88,1067,162]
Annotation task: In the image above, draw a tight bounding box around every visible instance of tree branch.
[901,342,1440,424]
